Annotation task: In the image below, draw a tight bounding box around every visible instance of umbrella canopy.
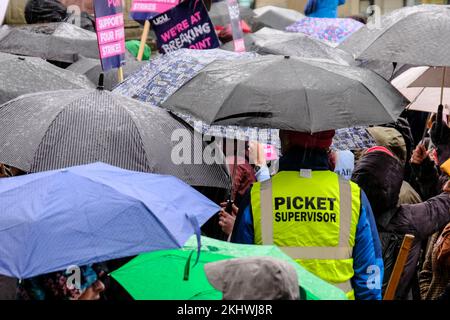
[252,5,305,31]
[0,163,220,279]
[67,56,146,91]
[392,66,450,115]
[339,5,450,66]
[162,55,408,132]
[358,60,411,81]
[286,17,363,45]
[209,1,255,27]
[0,89,230,189]
[235,28,355,66]
[332,126,376,151]
[0,23,99,63]
[0,52,94,104]
[111,236,348,300]
[114,48,280,146]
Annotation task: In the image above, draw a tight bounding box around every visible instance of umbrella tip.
[97,74,104,91]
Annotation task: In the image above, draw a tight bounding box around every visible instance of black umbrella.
[339,5,450,67]
[67,56,146,91]
[162,55,408,133]
[0,88,230,189]
[252,5,304,31]
[0,52,94,104]
[0,22,99,63]
[209,1,255,26]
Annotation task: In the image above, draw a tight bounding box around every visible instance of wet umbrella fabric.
[332,127,376,151]
[286,17,363,45]
[67,56,146,91]
[252,5,304,31]
[162,55,408,132]
[111,236,348,300]
[0,163,220,279]
[0,23,99,63]
[339,5,450,66]
[229,28,355,66]
[0,52,94,104]
[114,48,280,146]
[0,89,230,189]
[392,66,450,115]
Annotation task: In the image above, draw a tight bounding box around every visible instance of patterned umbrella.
[286,17,363,45]
[114,49,280,147]
[332,127,376,151]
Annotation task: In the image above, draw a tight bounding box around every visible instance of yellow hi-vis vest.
[251,171,361,300]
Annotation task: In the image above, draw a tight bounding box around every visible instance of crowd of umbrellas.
[0,3,449,300]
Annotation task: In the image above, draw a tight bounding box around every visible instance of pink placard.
[96,13,124,32]
[99,40,126,59]
[97,27,125,45]
[233,38,246,53]
[264,145,278,161]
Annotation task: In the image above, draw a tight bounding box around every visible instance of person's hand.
[411,144,429,165]
[77,280,105,300]
[219,202,239,236]
[220,202,239,215]
[248,141,267,167]
[443,180,450,193]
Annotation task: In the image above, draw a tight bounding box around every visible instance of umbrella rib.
[294,61,313,132]
[353,11,426,62]
[358,81,401,123]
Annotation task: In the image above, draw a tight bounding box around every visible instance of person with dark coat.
[352,148,450,299]
[25,0,95,31]
[25,0,67,24]
[410,112,450,200]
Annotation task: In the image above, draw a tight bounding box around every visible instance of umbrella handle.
[440,67,447,106]
[225,199,234,214]
[183,251,195,281]
[186,214,202,267]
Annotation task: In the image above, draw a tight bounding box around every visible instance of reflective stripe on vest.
[251,171,361,298]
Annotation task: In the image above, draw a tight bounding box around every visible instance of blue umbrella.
[0,162,219,279]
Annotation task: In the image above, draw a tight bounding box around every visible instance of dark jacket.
[25,0,67,24]
[352,151,450,299]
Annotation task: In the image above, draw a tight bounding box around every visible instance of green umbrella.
[111,236,348,300]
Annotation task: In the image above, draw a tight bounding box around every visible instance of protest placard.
[226,0,246,52]
[94,0,126,73]
[130,0,180,21]
[150,0,220,54]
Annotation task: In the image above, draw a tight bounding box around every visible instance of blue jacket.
[231,148,384,300]
[305,0,346,18]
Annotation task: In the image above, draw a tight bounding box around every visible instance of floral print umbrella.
[286,17,363,45]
